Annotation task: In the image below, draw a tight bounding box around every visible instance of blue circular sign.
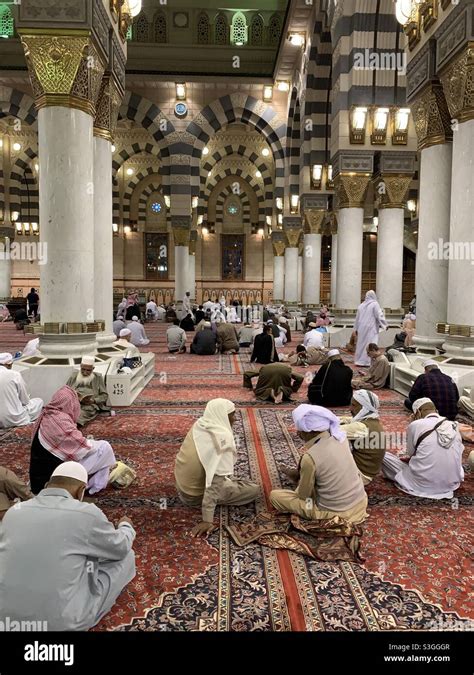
[175,102,188,118]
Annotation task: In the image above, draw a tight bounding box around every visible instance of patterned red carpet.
[0,321,472,631]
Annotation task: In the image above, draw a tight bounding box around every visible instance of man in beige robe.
[67,356,110,427]
[243,362,304,403]
[0,466,33,521]
[352,344,390,390]
[216,321,240,354]
[459,387,474,421]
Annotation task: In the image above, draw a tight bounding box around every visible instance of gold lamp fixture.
[349,106,368,144]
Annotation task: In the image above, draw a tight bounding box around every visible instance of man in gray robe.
[67,356,110,427]
[0,461,136,631]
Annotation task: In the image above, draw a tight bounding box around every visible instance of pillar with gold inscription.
[374,155,415,313]
[439,44,474,358]
[411,82,453,352]
[271,232,285,303]
[18,31,106,324]
[172,217,191,306]
[302,209,324,307]
[94,74,122,343]
[283,218,302,305]
[334,172,371,311]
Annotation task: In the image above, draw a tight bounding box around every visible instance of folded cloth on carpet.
[225,511,364,562]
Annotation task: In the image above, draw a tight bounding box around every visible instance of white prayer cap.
[81,355,95,366]
[203,321,212,328]
[327,349,340,358]
[308,322,317,328]
[132,316,139,321]
[278,317,286,324]
[51,461,88,484]
[0,352,13,364]
[412,397,434,414]
[119,328,131,337]
[422,359,438,369]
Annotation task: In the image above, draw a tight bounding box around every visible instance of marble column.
[271,235,286,303]
[93,75,122,344]
[411,83,453,351]
[297,251,303,303]
[19,33,106,325]
[188,254,196,300]
[302,210,324,307]
[172,222,191,305]
[375,173,412,311]
[334,174,371,311]
[283,219,302,305]
[0,235,12,299]
[439,52,474,358]
[330,232,338,306]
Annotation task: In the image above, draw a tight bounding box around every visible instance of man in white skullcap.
[303,323,325,350]
[382,398,464,499]
[459,386,474,421]
[405,358,459,420]
[127,316,150,346]
[271,404,368,523]
[0,352,43,429]
[114,328,141,357]
[338,390,386,484]
[0,461,136,631]
[66,356,110,427]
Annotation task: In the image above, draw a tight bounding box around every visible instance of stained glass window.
[0,5,14,38]
[222,235,244,280]
[145,233,168,280]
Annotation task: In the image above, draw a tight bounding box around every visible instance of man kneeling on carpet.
[174,398,259,538]
[29,386,117,495]
[271,405,368,524]
[0,461,136,631]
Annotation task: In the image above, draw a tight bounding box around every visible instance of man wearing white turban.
[353,290,388,367]
[0,353,43,429]
[0,461,136,631]
[66,356,110,426]
[339,390,386,484]
[271,404,368,524]
[114,328,141,356]
[382,398,464,499]
[175,399,259,538]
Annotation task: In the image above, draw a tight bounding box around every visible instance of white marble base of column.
[37,333,99,359]
[96,332,117,349]
[412,334,446,354]
[441,336,474,361]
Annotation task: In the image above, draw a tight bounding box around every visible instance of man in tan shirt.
[0,466,32,521]
[216,320,240,354]
[271,405,368,524]
[352,343,390,390]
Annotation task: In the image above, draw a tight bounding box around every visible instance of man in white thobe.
[146,300,159,321]
[382,398,464,499]
[0,353,43,429]
[114,329,141,357]
[459,387,474,421]
[303,324,325,350]
[0,462,136,631]
[183,292,193,316]
[354,290,388,367]
[127,316,150,346]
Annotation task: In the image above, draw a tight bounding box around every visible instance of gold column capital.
[284,228,302,248]
[411,82,453,151]
[439,42,474,125]
[172,227,191,247]
[272,241,286,257]
[335,173,371,209]
[375,174,413,210]
[19,32,106,116]
[94,74,123,141]
[304,209,325,234]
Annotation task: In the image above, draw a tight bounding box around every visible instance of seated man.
[271,405,368,524]
[459,387,474,421]
[307,350,353,407]
[156,304,166,321]
[165,304,178,323]
[112,318,126,338]
[167,319,187,354]
[175,399,259,538]
[0,466,32,521]
[127,316,150,346]
[338,390,385,485]
[30,386,116,495]
[195,305,205,325]
[180,313,195,332]
[67,356,110,427]
[146,299,159,321]
[0,461,136,631]
[382,398,464,499]
[238,322,254,348]
[287,344,310,367]
[216,320,240,354]
[190,322,217,355]
[352,343,390,390]
[251,324,279,365]
[278,316,292,343]
[405,359,459,421]
[115,328,141,357]
[0,352,43,429]
[303,323,325,350]
[243,362,304,404]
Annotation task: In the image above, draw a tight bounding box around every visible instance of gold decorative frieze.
[439,42,474,124]
[20,33,106,116]
[172,227,191,247]
[304,209,325,234]
[272,241,286,257]
[375,175,413,209]
[411,82,453,151]
[94,74,123,141]
[334,173,371,209]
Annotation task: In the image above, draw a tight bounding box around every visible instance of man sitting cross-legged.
[67,356,110,427]
[243,362,304,404]
[0,461,136,631]
[175,399,259,538]
[271,404,368,524]
[0,466,33,521]
[382,397,464,499]
[0,352,43,429]
[351,343,390,390]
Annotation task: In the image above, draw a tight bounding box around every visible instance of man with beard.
[66,356,110,427]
